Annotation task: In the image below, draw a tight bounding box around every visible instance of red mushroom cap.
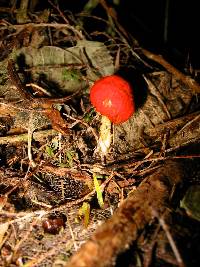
[90,75,135,124]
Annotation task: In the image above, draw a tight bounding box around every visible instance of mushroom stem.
[97,115,112,157]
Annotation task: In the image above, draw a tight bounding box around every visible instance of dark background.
[52,0,199,70]
[118,0,199,70]
[0,0,199,70]
[56,0,199,70]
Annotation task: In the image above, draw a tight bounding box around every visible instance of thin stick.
[27,112,36,167]
[66,215,78,251]
[1,23,84,39]
[152,209,186,267]
[0,129,58,144]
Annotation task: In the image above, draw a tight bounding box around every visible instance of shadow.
[16,53,74,98]
[16,53,31,85]
[116,68,148,110]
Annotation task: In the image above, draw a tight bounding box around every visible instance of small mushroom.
[90,75,135,157]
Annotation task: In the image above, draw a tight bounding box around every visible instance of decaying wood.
[65,160,183,267]
[147,111,200,147]
[142,49,200,94]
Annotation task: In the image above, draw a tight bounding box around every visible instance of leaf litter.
[0,1,200,267]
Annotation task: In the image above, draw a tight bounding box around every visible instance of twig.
[147,111,200,137]
[143,75,171,119]
[13,216,43,257]
[48,0,69,24]
[152,209,186,267]
[23,231,71,267]
[27,112,36,167]
[1,23,84,39]
[0,129,58,144]
[66,215,78,251]
[0,210,46,230]
[63,113,99,143]
[99,0,150,67]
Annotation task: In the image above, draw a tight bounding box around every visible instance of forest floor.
[0,1,199,267]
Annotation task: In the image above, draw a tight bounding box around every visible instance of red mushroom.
[90,75,135,156]
[90,75,134,124]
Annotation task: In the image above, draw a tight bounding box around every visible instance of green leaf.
[180,185,200,221]
[93,174,104,208]
[83,109,95,123]
[45,145,54,157]
[62,69,80,82]
[66,151,74,167]
[79,202,91,228]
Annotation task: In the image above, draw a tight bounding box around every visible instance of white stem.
[97,115,112,157]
